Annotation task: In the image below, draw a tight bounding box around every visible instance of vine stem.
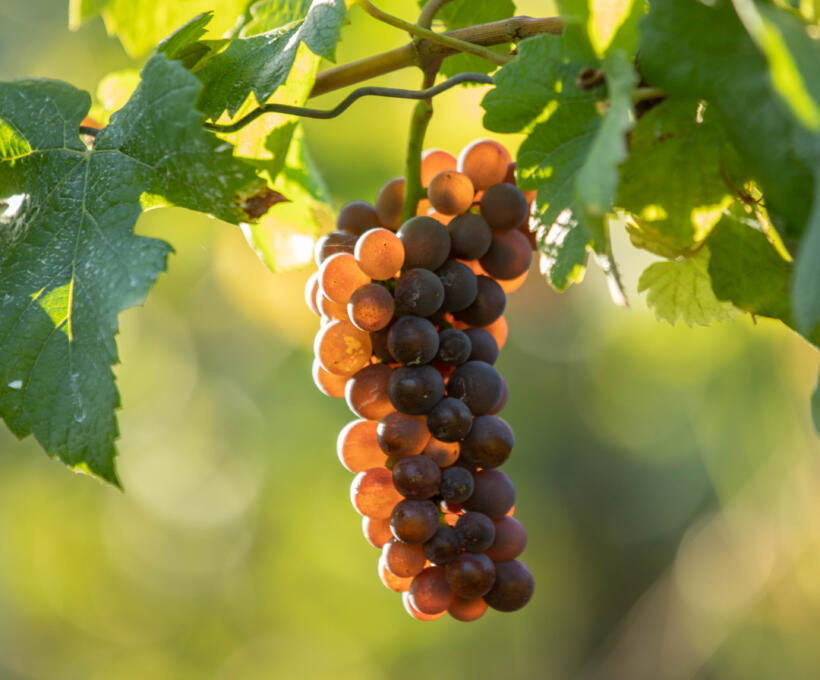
[402,68,439,222]
[356,0,513,66]
[418,0,454,29]
[631,86,665,103]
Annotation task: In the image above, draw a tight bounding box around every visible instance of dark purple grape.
[397,216,451,270]
[392,455,441,499]
[479,183,530,231]
[387,316,439,365]
[447,361,503,416]
[436,260,477,312]
[454,276,506,326]
[479,229,532,280]
[394,268,444,316]
[484,560,534,612]
[387,365,445,415]
[454,511,496,553]
[485,517,527,562]
[423,525,462,566]
[337,200,379,236]
[462,469,515,519]
[370,321,395,363]
[463,328,498,365]
[459,415,514,468]
[447,213,492,260]
[439,466,474,504]
[445,553,496,599]
[435,328,472,365]
[427,397,473,442]
[314,230,357,265]
[391,499,440,544]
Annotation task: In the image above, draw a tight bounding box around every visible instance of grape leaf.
[638,249,736,327]
[618,99,745,255]
[0,55,274,482]
[536,210,589,291]
[194,0,347,120]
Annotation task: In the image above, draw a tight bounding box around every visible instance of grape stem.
[418,0,455,29]
[402,68,439,222]
[200,73,493,134]
[356,0,513,66]
[631,86,666,103]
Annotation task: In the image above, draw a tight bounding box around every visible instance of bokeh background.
[1,1,819,678]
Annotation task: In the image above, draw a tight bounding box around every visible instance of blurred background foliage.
[1,1,819,678]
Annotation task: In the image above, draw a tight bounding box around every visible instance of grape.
[394,269,444,317]
[423,438,460,468]
[403,591,446,620]
[485,516,527,562]
[314,320,372,376]
[454,511,496,553]
[480,183,530,232]
[397,216,451,270]
[383,538,427,577]
[385,317,438,366]
[483,560,534,612]
[416,198,432,216]
[488,376,508,415]
[479,229,533,280]
[355,228,405,280]
[380,556,414,592]
[423,525,462,566]
[347,283,394,332]
[462,469,515,519]
[337,419,387,473]
[436,260,478,312]
[447,360,503,416]
[448,596,488,622]
[427,210,454,225]
[435,328,472,366]
[463,328,499,365]
[391,499,440,544]
[427,397,473,442]
[319,252,371,304]
[448,213,492,260]
[421,149,457,186]
[392,454,442,499]
[445,553,496,599]
[499,267,530,293]
[457,139,511,190]
[439,465,475,504]
[305,272,320,316]
[312,358,347,398]
[351,467,403,518]
[363,515,394,549]
[459,415,514,468]
[345,364,394,420]
[375,177,405,230]
[314,230,357,265]
[483,315,508,350]
[377,412,430,458]
[317,294,349,322]
[409,566,455,614]
[337,200,380,235]
[454,275,506,326]
[387,365,445,415]
[428,170,475,215]
[370,321,394,363]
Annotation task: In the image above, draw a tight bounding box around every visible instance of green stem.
[402,70,438,221]
[631,86,665,104]
[357,0,513,66]
[417,0,454,29]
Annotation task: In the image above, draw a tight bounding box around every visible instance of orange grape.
[337,200,379,235]
[317,294,349,322]
[345,363,395,420]
[363,516,394,549]
[383,538,427,577]
[304,271,320,316]
[409,566,455,615]
[402,591,445,620]
[314,320,372,375]
[347,283,395,332]
[314,230,357,265]
[381,557,414,592]
[499,267,529,293]
[337,419,387,473]
[428,170,475,216]
[423,438,460,468]
[448,597,488,622]
[421,149,457,187]
[483,315,508,350]
[375,177,405,230]
[355,228,405,280]
[319,252,370,304]
[416,198,432,216]
[427,210,454,225]
[312,358,348,398]
[458,139,511,190]
[350,467,402,518]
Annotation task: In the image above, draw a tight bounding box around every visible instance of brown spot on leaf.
[238,185,290,221]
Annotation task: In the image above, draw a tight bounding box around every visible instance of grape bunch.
[305,140,536,622]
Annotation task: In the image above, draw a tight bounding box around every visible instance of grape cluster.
[305,140,536,622]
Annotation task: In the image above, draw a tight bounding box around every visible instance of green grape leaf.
[638,249,737,327]
[618,99,746,255]
[536,210,589,291]
[0,55,275,482]
[194,0,347,120]
[241,0,315,35]
[157,11,213,60]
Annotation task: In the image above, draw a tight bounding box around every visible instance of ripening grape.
[315,230,357,265]
[387,316,439,366]
[345,364,394,420]
[394,268,444,317]
[445,552,496,599]
[383,538,427,577]
[391,499,440,544]
[370,322,394,363]
[480,182,530,232]
[423,525,462,566]
[314,320,372,376]
[312,358,348,398]
[338,200,379,236]
[459,415,514,468]
[380,556,414,592]
[403,590,446,620]
[454,511,496,553]
[364,515,394,549]
[427,397,473,442]
[448,213,492,260]
[317,294,349,322]
[348,283,395,332]
[421,149,457,187]
[483,315,508,350]
[457,139,511,190]
[351,467,403,518]
[436,260,478,312]
[479,229,533,280]
[485,516,527,562]
[409,566,455,614]
[387,365,446,415]
[464,328,499,365]
[319,252,371,305]
[423,437,460,468]
[483,560,534,612]
[397,216,451,270]
[463,469,516,519]
[305,272,320,316]
[435,328,472,366]
[392,454,442,499]
[355,228,405,279]
[375,177,405,230]
[454,275,506,327]
[428,170,475,215]
[337,419,387,473]
[377,412,431,458]
[448,596,488,622]
[447,360,503,416]
[498,267,530,293]
[439,465,475,504]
